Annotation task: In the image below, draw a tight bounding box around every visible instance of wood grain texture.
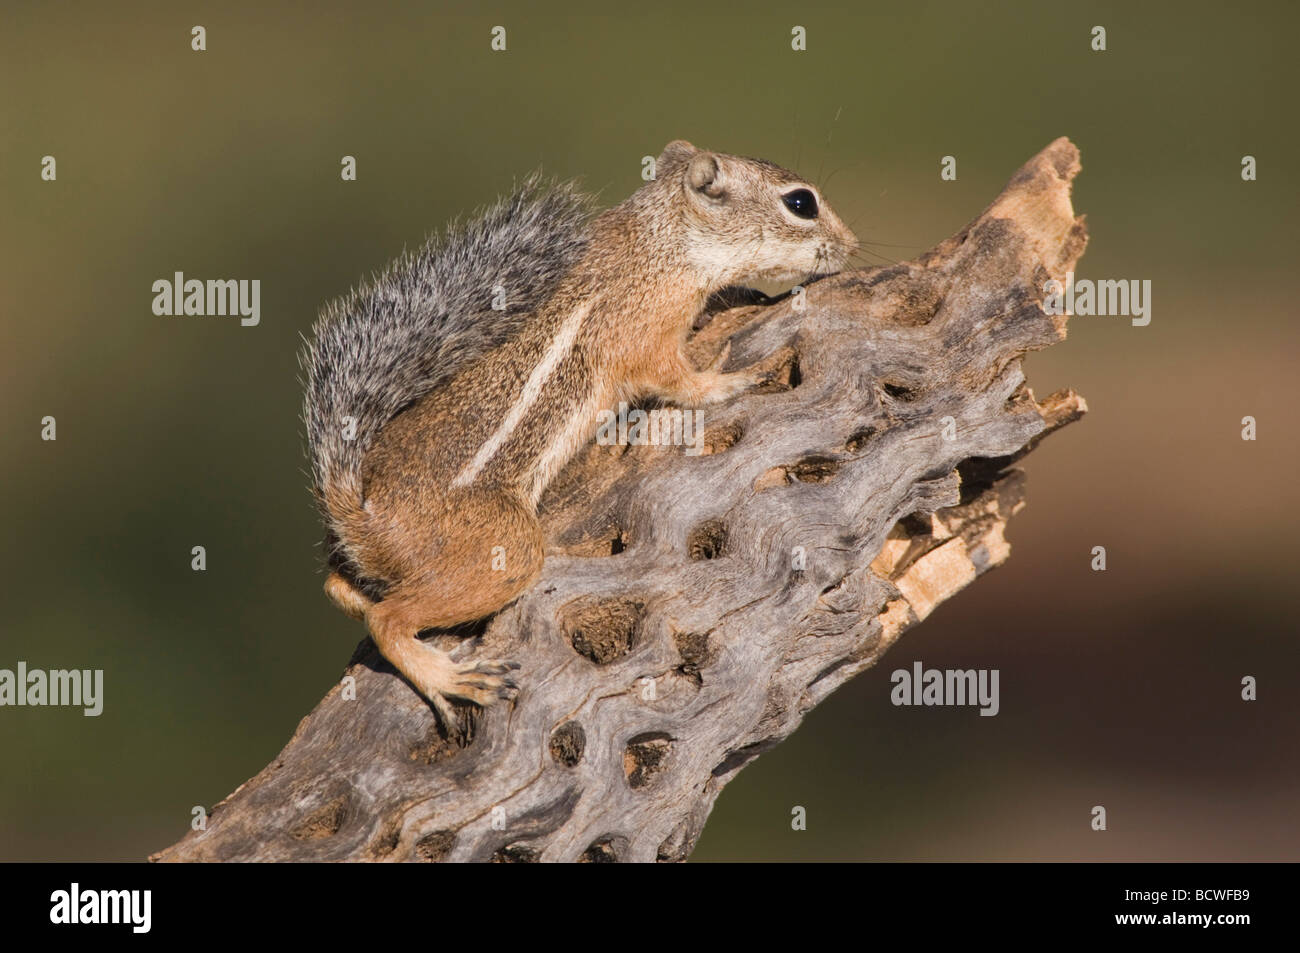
[152,138,1089,863]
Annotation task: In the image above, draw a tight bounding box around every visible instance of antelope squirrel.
[302,140,857,729]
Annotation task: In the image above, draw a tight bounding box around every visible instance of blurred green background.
[2,0,1296,861]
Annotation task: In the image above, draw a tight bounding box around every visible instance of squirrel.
[301,140,858,730]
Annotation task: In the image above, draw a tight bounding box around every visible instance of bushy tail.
[300,174,596,579]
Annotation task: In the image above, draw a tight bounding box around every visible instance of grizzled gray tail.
[300,173,596,578]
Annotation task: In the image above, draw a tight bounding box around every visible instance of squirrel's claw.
[410,649,520,737]
[442,657,518,705]
[468,659,519,677]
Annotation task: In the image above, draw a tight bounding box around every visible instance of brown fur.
[325,141,858,730]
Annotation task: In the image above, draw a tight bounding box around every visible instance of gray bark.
[152,137,1088,863]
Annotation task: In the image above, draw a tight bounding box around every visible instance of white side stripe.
[452,302,589,487]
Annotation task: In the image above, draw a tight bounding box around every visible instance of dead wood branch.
[152,138,1088,863]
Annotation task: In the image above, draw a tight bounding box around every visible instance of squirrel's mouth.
[729,242,852,288]
[806,246,851,279]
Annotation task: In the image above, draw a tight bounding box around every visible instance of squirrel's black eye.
[782,188,818,219]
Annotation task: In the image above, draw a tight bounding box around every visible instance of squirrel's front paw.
[695,369,762,404]
[683,341,752,403]
[692,342,799,404]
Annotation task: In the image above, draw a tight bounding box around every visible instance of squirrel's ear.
[658,139,696,172]
[686,151,725,199]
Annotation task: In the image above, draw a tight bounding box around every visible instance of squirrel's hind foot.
[440,656,520,705]
[421,653,520,734]
[364,591,520,732]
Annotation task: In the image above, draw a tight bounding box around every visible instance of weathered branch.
[153,138,1088,863]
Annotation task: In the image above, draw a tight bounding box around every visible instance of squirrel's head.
[656,140,859,288]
